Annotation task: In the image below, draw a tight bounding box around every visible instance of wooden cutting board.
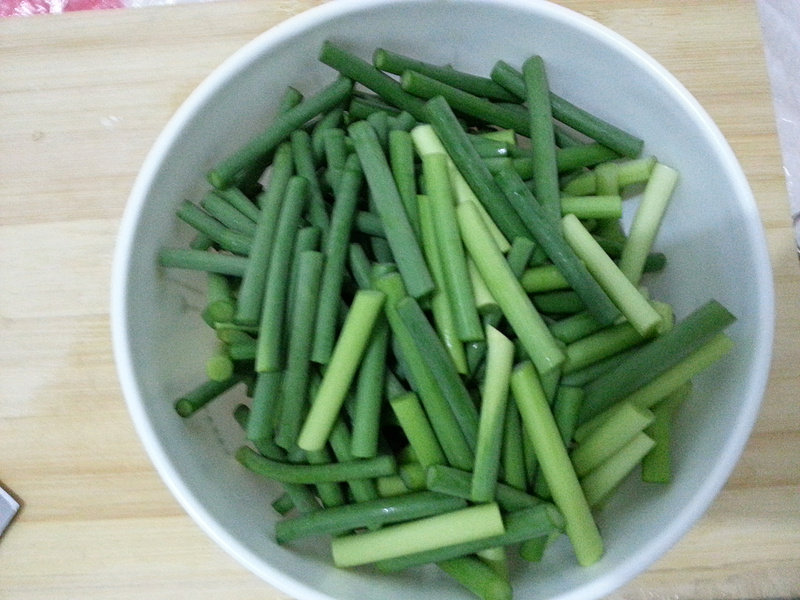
[1,1,798,598]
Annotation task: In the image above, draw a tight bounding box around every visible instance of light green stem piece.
[471,326,515,503]
[297,290,386,452]
[521,264,570,294]
[561,321,644,374]
[389,391,448,469]
[570,402,654,477]
[458,201,565,375]
[510,361,603,567]
[641,382,691,483]
[618,163,679,285]
[469,259,499,315]
[581,432,655,507]
[574,333,732,443]
[420,152,484,342]
[438,556,513,600]
[625,333,733,411]
[560,195,623,220]
[417,193,469,374]
[561,213,662,337]
[330,502,505,567]
[411,124,510,251]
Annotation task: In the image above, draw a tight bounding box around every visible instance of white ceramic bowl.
[110,1,774,599]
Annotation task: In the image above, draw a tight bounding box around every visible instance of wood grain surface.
[1,1,798,598]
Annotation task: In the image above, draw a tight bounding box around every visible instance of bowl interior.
[111,1,774,599]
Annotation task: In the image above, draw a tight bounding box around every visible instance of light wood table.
[1,1,798,598]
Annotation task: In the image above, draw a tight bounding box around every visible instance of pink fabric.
[1,0,124,16]
[63,0,125,10]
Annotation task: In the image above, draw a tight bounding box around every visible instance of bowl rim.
[110,1,776,599]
